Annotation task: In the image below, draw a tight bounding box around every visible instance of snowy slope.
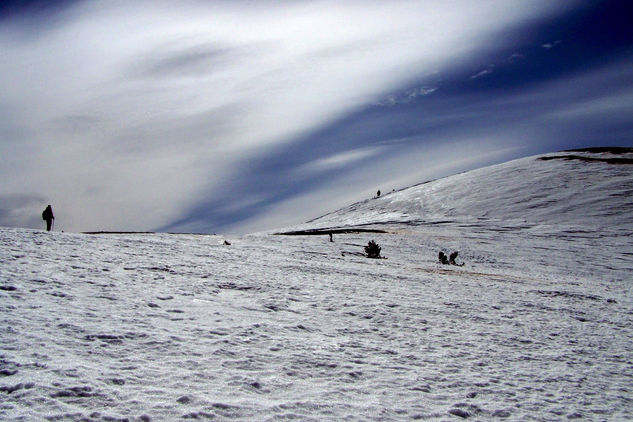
[1,149,632,421]
[299,148,633,232]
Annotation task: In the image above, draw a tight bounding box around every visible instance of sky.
[0,0,631,234]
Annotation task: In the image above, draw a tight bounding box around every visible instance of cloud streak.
[299,147,389,174]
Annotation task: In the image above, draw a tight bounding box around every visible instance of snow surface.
[1,151,633,421]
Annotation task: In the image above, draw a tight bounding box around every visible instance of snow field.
[1,225,631,421]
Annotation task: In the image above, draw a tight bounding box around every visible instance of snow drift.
[1,148,632,421]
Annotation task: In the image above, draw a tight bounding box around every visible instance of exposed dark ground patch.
[83,231,217,236]
[539,155,633,165]
[563,147,633,154]
[540,147,633,165]
[274,228,387,236]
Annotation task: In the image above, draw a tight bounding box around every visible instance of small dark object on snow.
[439,250,464,266]
[365,240,381,258]
[449,251,464,266]
[449,251,458,265]
[329,232,333,242]
[223,240,231,246]
[376,190,381,198]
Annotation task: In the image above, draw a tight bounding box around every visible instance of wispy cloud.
[507,53,525,63]
[470,51,527,79]
[299,146,389,174]
[376,86,438,107]
[542,40,562,49]
[471,66,495,79]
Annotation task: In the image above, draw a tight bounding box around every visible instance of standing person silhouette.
[42,205,54,231]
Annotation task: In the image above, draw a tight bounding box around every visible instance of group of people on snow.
[438,251,463,266]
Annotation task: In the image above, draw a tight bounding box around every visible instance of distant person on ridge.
[42,205,54,231]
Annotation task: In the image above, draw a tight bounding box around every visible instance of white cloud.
[299,147,389,174]
[471,66,494,79]
[0,0,573,232]
[542,40,562,49]
[507,53,525,63]
[408,87,439,98]
[376,86,438,107]
[547,89,633,120]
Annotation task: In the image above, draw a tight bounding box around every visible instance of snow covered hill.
[1,148,632,421]
[297,147,633,232]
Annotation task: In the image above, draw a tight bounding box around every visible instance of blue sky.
[1,0,631,233]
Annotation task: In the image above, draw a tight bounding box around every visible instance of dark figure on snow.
[42,205,54,231]
[449,251,459,265]
[329,232,334,242]
[438,251,449,265]
[376,190,381,198]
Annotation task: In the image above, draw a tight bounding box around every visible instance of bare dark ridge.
[83,231,217,236]
[539,155,633,164]
[562,147,633,154]
[274,228,388,236]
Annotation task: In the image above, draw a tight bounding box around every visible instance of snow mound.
[295,148,633,233]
